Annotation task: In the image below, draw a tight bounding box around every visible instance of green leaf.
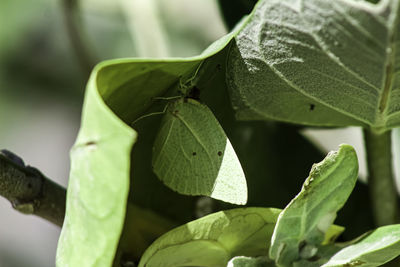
[152,98,247,204]
[322,224,400,267]
[92,15,246,126]
[227,256,275,267]
[269,144,358,267]
[56,20,247,266]
[138,207,281,267]
[227,0,400,131]
[56,81,137,267]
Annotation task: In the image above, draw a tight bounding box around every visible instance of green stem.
[363,128,399,226]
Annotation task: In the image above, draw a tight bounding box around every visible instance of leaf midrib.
[377,1,400,128]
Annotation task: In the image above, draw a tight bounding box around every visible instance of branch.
[363,129,400,226]
[0,150,66,227]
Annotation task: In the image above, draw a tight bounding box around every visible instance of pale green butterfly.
[151,93,248,205]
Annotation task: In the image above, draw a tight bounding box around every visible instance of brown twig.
[0,150,66,227]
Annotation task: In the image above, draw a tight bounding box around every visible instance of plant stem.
[62,0,96,77]
[363,128,399,226]
[0,150,66,227]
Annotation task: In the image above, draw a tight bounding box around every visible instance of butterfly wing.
[152,98,247,205]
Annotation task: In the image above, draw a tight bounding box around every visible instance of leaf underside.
[138,207,281,267]
[227,0,400,130]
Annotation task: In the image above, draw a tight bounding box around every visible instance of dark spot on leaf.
[84,141,97,146]
[216,64,222,70]
[218,151,223,156]
[192,152,197,156]
[309,104,315,111]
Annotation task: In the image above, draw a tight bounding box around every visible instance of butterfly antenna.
[180,61,205,90]
[131,104,169,126]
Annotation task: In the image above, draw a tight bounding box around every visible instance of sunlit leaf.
[56,82,137,267]
[57,19,247,267]
[322,224,400,267]
[269,145,358,266]
[138,208,281,267]
[227,0,400,131]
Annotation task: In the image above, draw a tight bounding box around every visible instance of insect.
[151,96,247,205]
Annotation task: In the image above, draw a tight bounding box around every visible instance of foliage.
[31,0,400,266]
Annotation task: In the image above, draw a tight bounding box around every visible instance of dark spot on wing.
[192,152,197,156]
[172,109,179,116]
[309,104,315,111]
[217,151,222,156]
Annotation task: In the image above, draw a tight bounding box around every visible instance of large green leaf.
[269,145,358,267]
[152,98,247,204]
[138,207,281,267]
[322,225,400,267]
[56,19,248,266]
[227,0,400,131]
[56,80,137,266]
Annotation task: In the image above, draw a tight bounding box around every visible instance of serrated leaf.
[138,208,281,267]
[152,98,247,204]
[322,224,400,267]
[269,145,358,267]
[227,0,400,131]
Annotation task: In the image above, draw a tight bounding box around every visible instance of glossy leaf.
[269,145,358,267]
[322,224,400,267]
[138,208,281,267]
[152,98,247,204]
[56,19,247,267]
[227,0,400,131]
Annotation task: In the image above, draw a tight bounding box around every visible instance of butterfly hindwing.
[152,98,247,205]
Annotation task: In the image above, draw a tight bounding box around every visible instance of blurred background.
[0,0,395,266]
[0,0,226,266]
